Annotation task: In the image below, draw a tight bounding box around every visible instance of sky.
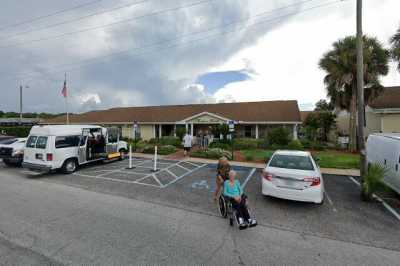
[0,0,399,113]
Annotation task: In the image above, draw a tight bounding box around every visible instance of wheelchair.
[218,194,236,226]
[218,194,252,228]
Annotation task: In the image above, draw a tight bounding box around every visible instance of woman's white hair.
[229,170,236,177]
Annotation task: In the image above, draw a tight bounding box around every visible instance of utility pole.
[19,85,23,124]
[356,0,367,198]
[19,85,29,124]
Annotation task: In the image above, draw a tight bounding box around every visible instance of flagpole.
[65,73,69,125]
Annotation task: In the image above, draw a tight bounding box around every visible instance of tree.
[175,127,186,140]
[319,36,389,152]
[314,99,334,111]
[218,124,229,140]
[390,24,400,72]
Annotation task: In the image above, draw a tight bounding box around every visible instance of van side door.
[78,136,87,164]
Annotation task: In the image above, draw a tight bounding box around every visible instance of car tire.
[62,158,77,174]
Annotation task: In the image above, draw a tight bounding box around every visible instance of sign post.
[228,120,235,161]
[133,121,138,152]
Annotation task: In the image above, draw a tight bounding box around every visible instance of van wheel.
[119,149,127,161]
[3,159,12,167]
[62,159,77,174]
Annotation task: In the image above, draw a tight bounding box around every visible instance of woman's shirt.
[217,163,231,180]
[223,180,242,198]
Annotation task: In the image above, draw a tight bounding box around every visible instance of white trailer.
[366,134,400,194]
[22,125,127,174]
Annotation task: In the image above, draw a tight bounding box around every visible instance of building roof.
[369,86,400,109]
[44,100,302,124]
[300,111,314,122]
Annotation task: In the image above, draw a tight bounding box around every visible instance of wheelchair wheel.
[229,217,233,226]
[218,195,227,218]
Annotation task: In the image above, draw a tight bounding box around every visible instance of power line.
[0,0,103,32]
[3,0,343,81]
[0,0,211,49]
[0,0,150,41]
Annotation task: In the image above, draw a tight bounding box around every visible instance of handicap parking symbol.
[191,180,210,190]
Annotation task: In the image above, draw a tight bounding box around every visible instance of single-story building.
[44,100,302,141]
[336,86,400,136]
[0,118,41,126]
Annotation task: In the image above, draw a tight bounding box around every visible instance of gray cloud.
[0,0,303,113]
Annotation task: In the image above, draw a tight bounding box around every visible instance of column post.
[255,124,259,139]
[191,123,194,136]
[293,124,298,140]
[159,124,162,138]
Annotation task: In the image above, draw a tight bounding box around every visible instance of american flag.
[61,77,67,98]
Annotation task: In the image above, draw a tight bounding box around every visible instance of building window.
[244,125,253,138]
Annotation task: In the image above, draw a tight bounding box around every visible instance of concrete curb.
[130,152,360,176]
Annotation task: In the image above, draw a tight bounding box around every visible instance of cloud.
[0,0,398,114]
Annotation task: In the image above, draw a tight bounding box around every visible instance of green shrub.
[159,136,181,147]
[0,126,32,137]
[233,138,258,150]
[209,140,231,150]
[244,154,254,161]
[256,138,269,149]
[268,127,290,146]
[191,148,232,160]
[142,145,155,154]
[300,140,325,151]
[287,139,304,150]
[158,145,177,155]
[362,163,388,200]
[142,145,177,155]
[148,138,158,144]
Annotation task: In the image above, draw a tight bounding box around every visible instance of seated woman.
[223,170,257,229]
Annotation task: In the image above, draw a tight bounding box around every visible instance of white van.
[22,125,127,174]
[366,134,400,194]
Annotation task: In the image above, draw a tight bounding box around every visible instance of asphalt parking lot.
[0,158,400,265]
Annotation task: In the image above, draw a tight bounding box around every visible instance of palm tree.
[319,36,389,152]
[390,24,400,72]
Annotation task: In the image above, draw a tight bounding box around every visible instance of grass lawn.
[240,149,360,169]
[312,151,360,169]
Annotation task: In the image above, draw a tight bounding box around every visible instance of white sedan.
[262,150,324,204]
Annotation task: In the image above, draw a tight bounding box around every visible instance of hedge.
[142,145,177,155]
[190,148,232,160]
[0,126,32,137]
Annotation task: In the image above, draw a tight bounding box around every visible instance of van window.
[79,136,87,146]
[36,136,48,149]
[55,136,80,149]
[26,136,38,148]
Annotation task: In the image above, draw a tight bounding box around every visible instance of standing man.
[183,132,193,156]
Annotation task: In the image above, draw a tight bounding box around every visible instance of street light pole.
[19,85,23,124]
[356,0,367,198]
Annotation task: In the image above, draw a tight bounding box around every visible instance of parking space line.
[348,176,400,222]
[184,161,202,167]
[149,174,164,187]
[73,172,160,188]
[166,169,178,178]
[175,164,191,171]
[162,164,207,188]
[324,191,338,212]
[241,168,256,189]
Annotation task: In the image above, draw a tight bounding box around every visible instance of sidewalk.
[131,152,360,177]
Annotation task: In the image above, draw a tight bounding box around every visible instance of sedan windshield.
[269,154,315,171]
